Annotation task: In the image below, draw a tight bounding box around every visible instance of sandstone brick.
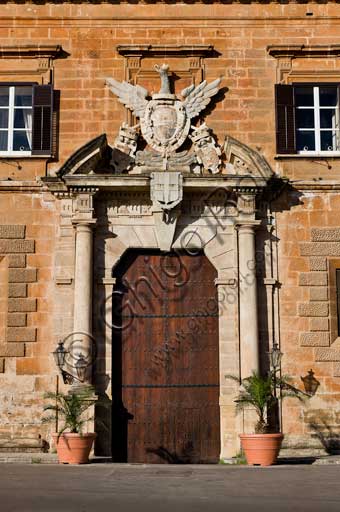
[299,272,328,286]
[0,240,34,254]
[8,283,27,298]
[300,242,340,256]
[8,298,36,313]
[315,348,340,362]
[0,358,4,373]
[309,257,327,272]
[300,332,330,347]
[0,225,25,239]
[8,269,37,283]
[0,343,25,357]
[16,358,51,376]
[311,228,340,242]
[309,287,329,301]
[7,313,27,327]
[298,302,329,317]
[6,327,36,343]
[310,318,329,331]
[7,254,26,268]
[333,363,340,377]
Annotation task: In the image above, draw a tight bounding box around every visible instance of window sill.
[275,154,340,159]
[0,154,51,159]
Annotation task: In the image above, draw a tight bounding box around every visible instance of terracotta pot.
[52,433,97,464]
[239,433,284,466]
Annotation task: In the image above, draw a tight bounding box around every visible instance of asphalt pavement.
[0,463,339,512]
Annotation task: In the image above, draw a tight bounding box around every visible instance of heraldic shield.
[141,99,190,155]
[150,172,183,212]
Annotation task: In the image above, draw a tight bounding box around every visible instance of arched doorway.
[111,250,220,463]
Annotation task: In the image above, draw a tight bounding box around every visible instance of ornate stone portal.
[44,61,276,459]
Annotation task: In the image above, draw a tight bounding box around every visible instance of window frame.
[295,83,340,157]
[0,82,37,157]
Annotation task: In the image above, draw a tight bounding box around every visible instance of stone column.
[237,222,260,378]
[73,220,95,385]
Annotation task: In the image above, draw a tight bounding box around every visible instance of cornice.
[267,44,340,59]
[0,45,63,59]
[117,44,216,58]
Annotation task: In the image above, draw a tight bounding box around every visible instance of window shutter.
[32,84,53,156]
[275,84,296,154]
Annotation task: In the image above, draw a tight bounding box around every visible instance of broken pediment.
[224,135,273,180]
[57,134,111,177]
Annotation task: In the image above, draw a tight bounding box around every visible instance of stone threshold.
[1,453,340,466]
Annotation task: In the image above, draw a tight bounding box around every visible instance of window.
[296,86,340,153]
[0,83,53,157]
[275,83,340,155]
[0,86,33,155]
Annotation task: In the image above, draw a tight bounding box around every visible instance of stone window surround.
[268,44,340,160]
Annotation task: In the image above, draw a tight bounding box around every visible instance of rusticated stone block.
[8,269,37,283]
[0,240,34,254]
[299,272,327,286]
[310,318,329,331]
[298,302,329,317]
[7,313,27,327]
[0,343,25,357]
[300,242,340,256]
[0,358,4,373]
[6,327,36,343]
[309,257,327,272]
[310,287,329,301]
[0,225,25,239]
[8,283,27,298]
[8,298,36,313]
[300,332,329,347]
[311,228,340,242]
[16,358,50,375]
[315,348,340,362]
[7,255,26,268]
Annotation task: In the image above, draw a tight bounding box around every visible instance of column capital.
[235,220,261,233]
[72,218,96,230]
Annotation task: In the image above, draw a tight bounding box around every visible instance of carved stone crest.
[106,64,222,174]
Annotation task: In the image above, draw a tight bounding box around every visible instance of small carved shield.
[150,172,183,211]
[141,99,190,155]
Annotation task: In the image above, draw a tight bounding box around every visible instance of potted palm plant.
[43,386,97,464]
[226,370,305,466]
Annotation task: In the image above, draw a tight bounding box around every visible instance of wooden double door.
[111,251,220,463]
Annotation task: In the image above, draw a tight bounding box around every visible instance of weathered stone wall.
[0,189,58,450]
[0,2,340,454]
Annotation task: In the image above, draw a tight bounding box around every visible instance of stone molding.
[0,44,65,78]
[267,45,340,83]
[0,45,63,59]
[116,44,215,58]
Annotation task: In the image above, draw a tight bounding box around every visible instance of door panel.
[112,251,220,463]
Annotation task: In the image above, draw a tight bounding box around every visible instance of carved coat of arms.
[106,64,222,174]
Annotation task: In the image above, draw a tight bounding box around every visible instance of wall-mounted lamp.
[74,353,88,383]
[269,342,283,371]
[52,340,87,384]
[301,369,320,396]
[52,340,68,370]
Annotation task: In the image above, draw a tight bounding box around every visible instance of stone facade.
[0,2,340,457]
